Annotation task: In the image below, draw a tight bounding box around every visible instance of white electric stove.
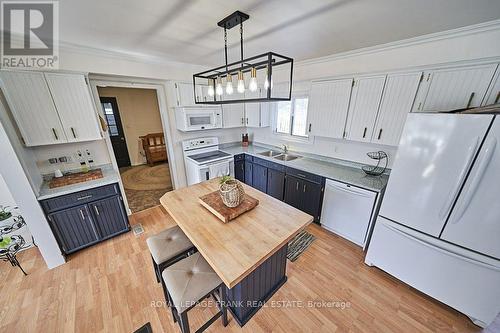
[182,137,234,186]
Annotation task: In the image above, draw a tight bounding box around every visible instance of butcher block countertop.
[160,178,313,288]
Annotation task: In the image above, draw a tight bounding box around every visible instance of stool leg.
[151,256,160,283]
[178,311,190,333]
[219,285,228,327]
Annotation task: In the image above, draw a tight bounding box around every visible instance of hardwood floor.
[0,206,495,332]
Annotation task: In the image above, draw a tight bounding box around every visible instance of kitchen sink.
[274,154,301,161]
[258,150,282,157]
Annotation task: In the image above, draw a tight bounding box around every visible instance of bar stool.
[146,226,196,283]
[162,252,228,333]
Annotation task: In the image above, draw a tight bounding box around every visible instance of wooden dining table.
[160,178,313,326]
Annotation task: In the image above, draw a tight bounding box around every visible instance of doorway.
[100,97,131,168]
[97,87,174,213]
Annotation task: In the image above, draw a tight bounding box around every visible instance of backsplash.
[32,139,111,176]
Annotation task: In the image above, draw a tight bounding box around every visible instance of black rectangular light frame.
[192,52,293,105]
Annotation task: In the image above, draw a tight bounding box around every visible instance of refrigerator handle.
[450,137,497,224]
[438,137,480,221]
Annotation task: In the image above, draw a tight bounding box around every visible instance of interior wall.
[97,87,164,166]
[255,25,500,167]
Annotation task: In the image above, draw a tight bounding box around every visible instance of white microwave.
[175,107,222,132]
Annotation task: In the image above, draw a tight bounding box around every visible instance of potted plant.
[219,176,245,208]
[0,206,13,222]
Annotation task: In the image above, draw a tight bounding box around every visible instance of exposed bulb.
[207,84,215,97]
[249,67,258,92]
[249,77,258,92]
[215,80,223,96]
[237,71,245,93]
[264,77,273,90]
[225,73,234,95]
[226,81,234,95]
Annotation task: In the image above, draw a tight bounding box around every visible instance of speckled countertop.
[37,164,121,201]
[221,144,389,192]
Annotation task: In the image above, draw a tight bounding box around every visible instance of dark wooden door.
[48,205,99,254]
[244,161,253,186]
[252,164,268,193]
[267,168,285,201]
[284,175,302,210]
[301,180,322,222]
[234,160,245,182]
[89,196,129,239]
[100,97,131,168]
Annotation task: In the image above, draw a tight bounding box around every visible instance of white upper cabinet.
[412,63,497,112]
[222,90,245,128]
[345,75,386,142]
[483,67,500,105]
[307,79,353,139]
[0,70,67,146]
[175,82,197,106]
[245,88,270,128]
[44,73,101,143]
[372,72,422,146]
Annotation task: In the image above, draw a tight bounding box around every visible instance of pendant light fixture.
[193,11,293,104]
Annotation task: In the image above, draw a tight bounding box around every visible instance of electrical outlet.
[48,158,58,164]
[58,156,68,163]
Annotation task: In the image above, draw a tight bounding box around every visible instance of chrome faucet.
[282,144,289,154]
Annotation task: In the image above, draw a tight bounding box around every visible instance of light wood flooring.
[0,206,497,333]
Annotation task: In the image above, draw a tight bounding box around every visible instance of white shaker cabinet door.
[441,118,500,259]
[44,73,101,143]
[483,67,500,106]
[412,63,497,112]
[372,72,422,146]
[0,70,66,146]
[345,75,386,142]
[176,82,197,106]
[245,89,261,127]
[307,79,352,139]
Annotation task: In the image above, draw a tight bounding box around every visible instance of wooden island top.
[160,178,313,288]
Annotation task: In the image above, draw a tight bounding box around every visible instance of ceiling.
[59,0,500,66]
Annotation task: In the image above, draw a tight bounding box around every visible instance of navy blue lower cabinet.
[284,175,302,209]
[48,205,99,254]
[252,163,268,193]
[267,168,285,201]
[234,159,245,182]
[42,183,129,255]
[89,196,128,239]
[225,244,287,327]
[244,161,253,186]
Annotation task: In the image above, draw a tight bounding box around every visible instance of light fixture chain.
[240,21,244,63]
[224,27,228,71]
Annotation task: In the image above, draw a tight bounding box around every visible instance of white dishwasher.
[321,179,377,247]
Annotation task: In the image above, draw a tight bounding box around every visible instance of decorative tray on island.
[199,191,259,223]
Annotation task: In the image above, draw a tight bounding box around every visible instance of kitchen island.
[160,178,313,326]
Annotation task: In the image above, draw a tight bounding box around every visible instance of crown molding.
[295,19,500,67]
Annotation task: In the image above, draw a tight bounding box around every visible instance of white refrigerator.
[365,113,500,328]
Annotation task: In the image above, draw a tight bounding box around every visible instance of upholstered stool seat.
[162,252,228,333]
[146,226,195,283]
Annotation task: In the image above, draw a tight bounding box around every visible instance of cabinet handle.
[362,127,367,138]
[378,129,383,140]
[494,91,500,104]
[71,127,77,139]
[297,173,306,178]
[246,118,249,125]
[52,128,59,140]
[94,205,100,216]
[77,195,92,201]
[296,181,299,191]
[79,209,85,220]
[466,92,475,109]
[303,184,306,192]
[241,117,244,125]
[308,123,312,132]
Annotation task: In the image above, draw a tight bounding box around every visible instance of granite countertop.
[221,144,389,192]
[37,164,121,200]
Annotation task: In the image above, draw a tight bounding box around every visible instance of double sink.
[258,150,301,161]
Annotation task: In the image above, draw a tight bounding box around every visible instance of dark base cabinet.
[41,183,130,255]
[234,154,325,223]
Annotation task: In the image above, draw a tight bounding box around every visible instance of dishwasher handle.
[326,180,375,198]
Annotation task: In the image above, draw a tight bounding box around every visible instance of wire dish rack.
[362,151,388,176]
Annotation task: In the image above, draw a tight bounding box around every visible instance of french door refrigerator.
[365,113,500,328]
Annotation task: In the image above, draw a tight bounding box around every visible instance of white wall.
[255,24,500,167]
[0,121,65,268]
